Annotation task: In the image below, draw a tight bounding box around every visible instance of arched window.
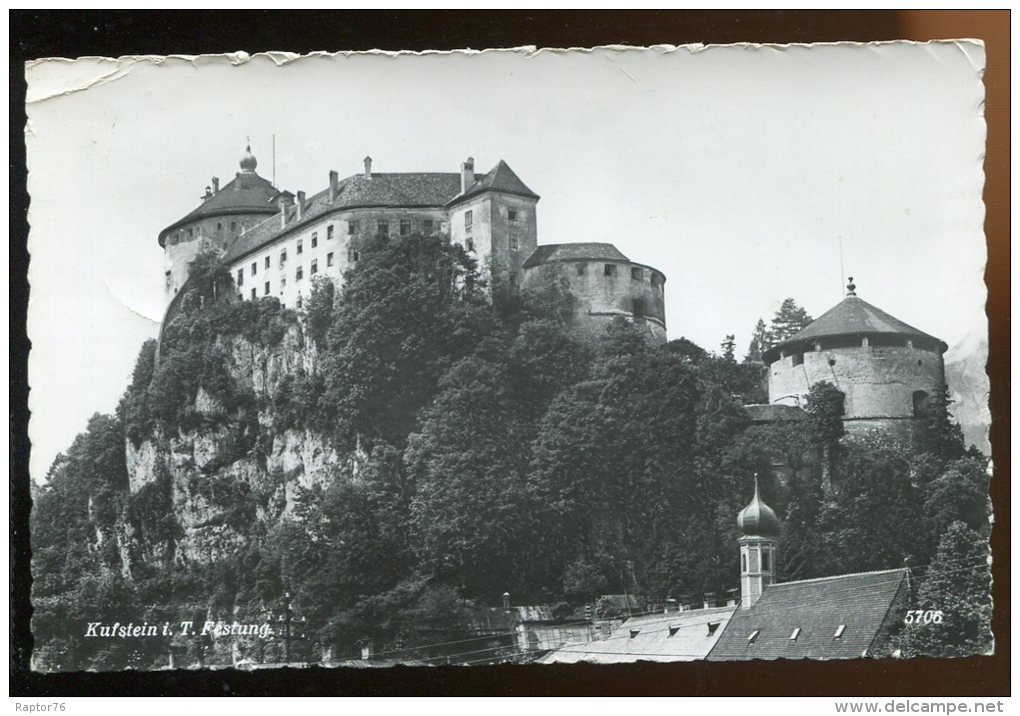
[913,390,932,418]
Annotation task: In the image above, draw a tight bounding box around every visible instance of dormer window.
[790,628,801,641]
[629,629,640,639]
[748,630,760,643]
[668,625,680,637]
[834,625,846,639]
[707,622,720,636]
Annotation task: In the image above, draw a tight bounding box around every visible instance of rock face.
[120,324,360,570]
[944,332,991,456]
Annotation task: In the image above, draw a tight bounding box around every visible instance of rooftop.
[540,606,737,664]
[159,171,280,246]
[450,160,539,204]
[706,568,908,660]
[523,242,631,269]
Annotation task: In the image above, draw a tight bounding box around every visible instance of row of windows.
[746,624,846,644]
[169,221,245,245]
[574,263,663,285]
[463,208,519,235]
[349,218,435,237]
[237,252,353,287]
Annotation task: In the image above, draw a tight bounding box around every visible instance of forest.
[30,234,992,670]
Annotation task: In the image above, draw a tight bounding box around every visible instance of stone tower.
[737,475,780,610]
[762,279,948,441]
[447,158,540,289]
[158,144,280,308]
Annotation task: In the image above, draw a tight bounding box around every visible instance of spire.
[240,142,258,173]
[846,276,857,297]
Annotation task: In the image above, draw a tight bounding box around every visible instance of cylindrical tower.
[762,279,948,439]
[158,144,281,308]
[521,242,667,343]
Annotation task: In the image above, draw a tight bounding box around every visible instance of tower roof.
[737,476,780,537]
[522,242,630,268]
[448,160,539,205]
[762,282,947,362]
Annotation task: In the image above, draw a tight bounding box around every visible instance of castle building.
[159,145,666,342]
[759,278,948,439]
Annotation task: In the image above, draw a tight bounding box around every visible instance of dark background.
[9,9,1010,697]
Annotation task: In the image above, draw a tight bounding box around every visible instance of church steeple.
[737,474,779,609]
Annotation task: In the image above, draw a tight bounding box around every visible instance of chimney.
[296,190,306,221]
[203,186,212,201]
[360,639,374,660]
[702,591,717,610]
[278,192,294,228]
[461,156,475,193]
[329,170,339,203]
[211,177,220,194]
[364,156,372,179]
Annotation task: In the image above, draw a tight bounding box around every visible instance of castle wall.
[163,213,271,305]
[229,207,449,310]
[449,193,539,287]
[767,341,945,419]
[522,260,667,343]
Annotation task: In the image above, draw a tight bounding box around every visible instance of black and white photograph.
[12,13,1007,700]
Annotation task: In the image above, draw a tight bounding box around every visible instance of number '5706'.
[904,609,943,624]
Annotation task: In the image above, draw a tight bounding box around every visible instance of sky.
[25,42,988,482]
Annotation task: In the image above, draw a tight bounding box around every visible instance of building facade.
[159,146,666,342]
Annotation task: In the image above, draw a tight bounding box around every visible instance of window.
[377,220,389,237]
[912,390,932,418]
[250,288,256,300]
[327,252,334,267]
[668,625,680,637]
[509,235,519,252]
[509,273,518,288]
[464,210,473,234]
[792,353,804,366]
[747,630,760,643]
[631,267,643,281]
[348,249,359,262]
[237,269,244,286]
[465,237,474,252]
[251,262,257,276]
[741,553,747,572]
[629,629,640,639]
[265,256,271,269]
[632,297,647,318]
[217,222,222,231]
[280,249,287,265]
[400,220,411,236]
[604,264,616,277]
[707,622,720,636]
[762,550,771,572]
[297,294,303,309]
[264,281,270,296]
[188,228,194,238]
[327,225,334,240]
[281,276,286,289]
[296,266,304,281]
[297,239,303,255]
[790,628,801,641]
[576,263,587,276]
[508,208,518,222]
[834,625,846,639]
[424,219,434,234]
[231,221,237,231]
[311,259,318,275]
[349,220,360,235]
[311,232,318,248]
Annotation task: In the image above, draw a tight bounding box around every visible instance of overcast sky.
[25,42,987,482]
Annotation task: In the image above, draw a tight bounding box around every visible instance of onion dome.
[240,144,258,173]
[737,475,780,537]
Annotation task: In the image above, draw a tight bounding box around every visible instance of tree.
[804,381,846,489]
[720,334,736,363]
[769,298,813,343]
[896,522,992,657]
[744,319,772,363]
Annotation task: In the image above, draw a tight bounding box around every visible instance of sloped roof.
[707,569,907,661]
[159,172,280,245]
[522,242,630,268]
[220,172,471,263]
[449,160,539,205]
[540,607,737,664]
[764,295,946,361]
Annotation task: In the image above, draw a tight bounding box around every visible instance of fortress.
[160,145,667,343]
[160,145,947,436]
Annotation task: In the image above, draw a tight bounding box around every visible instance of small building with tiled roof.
[763,278,948,442]
[159,147,668,343]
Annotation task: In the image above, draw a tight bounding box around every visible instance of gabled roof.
[706,569,908,661]
[158,172,280,246]
[448,160,539,205]
[540,607,737,664]
[764,295,946,361]
[522,242,630,268]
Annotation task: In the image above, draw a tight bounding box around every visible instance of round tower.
[762,279,948,441]
[520,243,667,343]
[737,475,779,610]
[158,143,280,308]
